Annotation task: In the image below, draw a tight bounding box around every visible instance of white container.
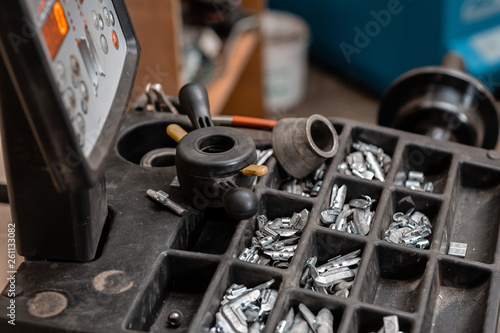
[262,10,310,114]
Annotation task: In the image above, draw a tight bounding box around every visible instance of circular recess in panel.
[140,148,176,167]
[100,34,108,55]
[117,120,180,165]
[27,291,68,318]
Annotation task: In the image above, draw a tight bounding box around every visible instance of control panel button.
[72,113,86,147]
[63,88,77,117]
[71,73,79,89]
[81,100,88,115]
[103,7,110,26]
[98,14,104,30]
[67,89,77,108]
[112,31,119,50]
[79,81,89,102]
[92,10,99,30]
[70,55,80,75]
[100,34,108,55]
[109,10,115,26]
[55,61,67,88]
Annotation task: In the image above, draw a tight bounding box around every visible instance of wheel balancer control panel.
[0,0,139,261]
[25,0,128,156]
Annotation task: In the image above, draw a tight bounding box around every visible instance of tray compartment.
[441,162,500,264]
[266,289,345,333]
[298,230,367,296]
[318,175,384,234]
[233,191,313,265]
[336,126,399,181]
[258,157,282,189]
[358,244,429,312]
[378,190,442,249]
[197,261,283,332]
[124,252,218,332]
[171,208,239,255]
[422,259,492,333]
[347,306,414,333]
[266,157,332,197]
[394,144,452,194]
[255,191,313,220]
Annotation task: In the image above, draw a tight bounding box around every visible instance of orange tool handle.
[231,116,278,129]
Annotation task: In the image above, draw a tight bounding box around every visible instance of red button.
[111,31,119,50]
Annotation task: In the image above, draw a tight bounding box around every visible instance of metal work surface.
[1,110,500,332]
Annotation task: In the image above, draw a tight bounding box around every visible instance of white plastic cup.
[262,10,310,115]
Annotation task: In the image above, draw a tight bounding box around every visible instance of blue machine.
[270,0,500,94]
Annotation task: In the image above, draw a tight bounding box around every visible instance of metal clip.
[263,251,294,261]
[365,151,385,182]
[146,189,187,216]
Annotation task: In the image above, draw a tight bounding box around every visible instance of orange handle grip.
[232,116,278,129]
[166,124,188,142]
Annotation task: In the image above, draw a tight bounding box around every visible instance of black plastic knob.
[179,83,214,129]
[222,187,259,221]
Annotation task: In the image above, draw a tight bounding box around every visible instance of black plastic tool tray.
[1,110,500,333]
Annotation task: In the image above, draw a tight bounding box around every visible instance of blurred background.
[123,0,500,117]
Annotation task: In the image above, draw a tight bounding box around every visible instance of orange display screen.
[41,1,68,59]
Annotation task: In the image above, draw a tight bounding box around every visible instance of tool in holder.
[378,53,500,149]
[167,83,267,220]
[0,0,139,261]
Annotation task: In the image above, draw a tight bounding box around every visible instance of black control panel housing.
[0,0,139,261]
